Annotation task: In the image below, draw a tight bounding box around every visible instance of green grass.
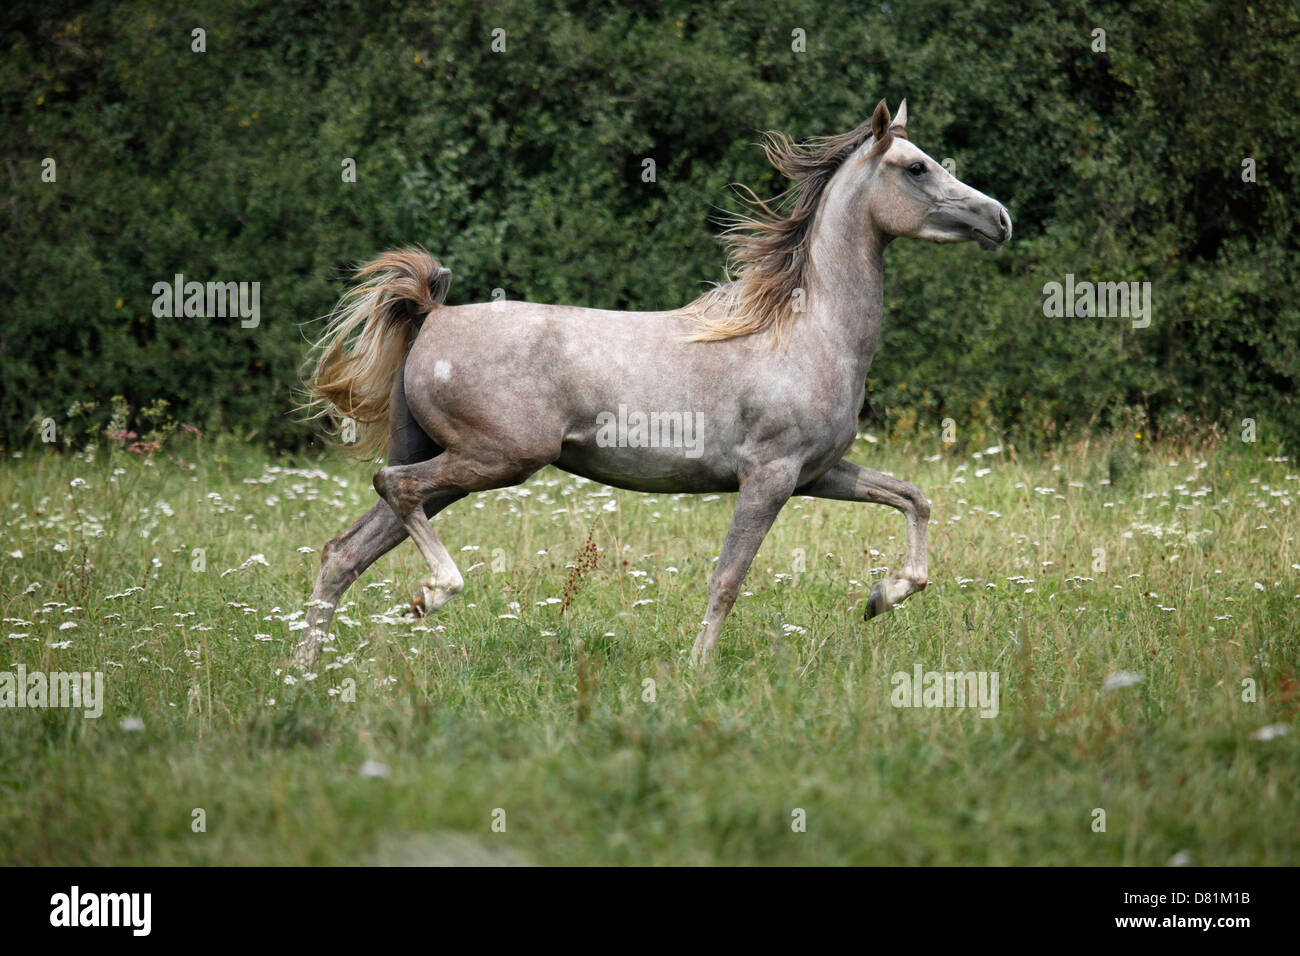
[1,432,1297,864]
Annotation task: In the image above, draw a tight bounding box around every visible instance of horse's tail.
[300,248,451,458]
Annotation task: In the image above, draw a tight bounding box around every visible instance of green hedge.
[3,0,1297,450]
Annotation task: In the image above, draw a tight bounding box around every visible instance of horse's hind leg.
[372,447,552,613]
[399,487,467,616]
[297,488,464,669]
[296,365,445,669]
[297,501,409,669]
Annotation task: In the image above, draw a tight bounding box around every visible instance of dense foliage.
[3,0,1297,450]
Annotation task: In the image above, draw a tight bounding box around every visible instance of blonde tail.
[301,248,450,458]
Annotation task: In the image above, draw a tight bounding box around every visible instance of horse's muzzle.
[973,205,1012,250]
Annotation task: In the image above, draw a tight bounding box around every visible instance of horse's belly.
[554,443,739,494]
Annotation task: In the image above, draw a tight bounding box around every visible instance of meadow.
[1,431,1296,865]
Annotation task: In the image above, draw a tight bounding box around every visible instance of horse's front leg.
[798,459,930,618]
[691,464,801,666]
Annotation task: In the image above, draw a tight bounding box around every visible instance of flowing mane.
[680,116,904,343]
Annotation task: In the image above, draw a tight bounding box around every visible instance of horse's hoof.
[412,580,461,616]
[410,590,428,617]
[291,626,326,671]
[864,583,889,621]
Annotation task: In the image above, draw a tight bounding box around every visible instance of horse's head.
[847,99,1011,250]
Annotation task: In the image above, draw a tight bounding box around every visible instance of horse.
[296,99,1011,670]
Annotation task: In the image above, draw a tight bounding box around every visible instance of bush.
[2,0,1297,450]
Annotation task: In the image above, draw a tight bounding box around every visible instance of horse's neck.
[797,206,886,378]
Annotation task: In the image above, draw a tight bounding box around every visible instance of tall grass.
[0,432,1295,864]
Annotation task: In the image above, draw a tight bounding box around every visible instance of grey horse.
[297,99,1011,669]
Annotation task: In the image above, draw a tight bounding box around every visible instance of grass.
[1,431,1297,865]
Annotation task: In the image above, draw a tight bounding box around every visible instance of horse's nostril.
[998,208,1013,242]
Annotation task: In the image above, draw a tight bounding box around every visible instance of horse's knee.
[907,486,931,523]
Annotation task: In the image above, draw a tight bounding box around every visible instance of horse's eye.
[907,162,926,176]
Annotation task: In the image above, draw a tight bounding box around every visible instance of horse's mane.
[680,116,904,344]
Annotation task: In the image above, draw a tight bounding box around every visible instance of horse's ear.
[870,99,891,140]
[893,99,908,131]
